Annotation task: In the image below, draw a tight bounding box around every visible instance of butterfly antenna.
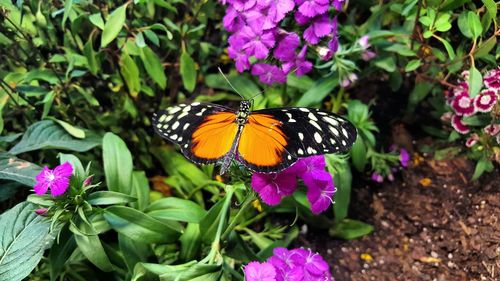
[218,67,245,99]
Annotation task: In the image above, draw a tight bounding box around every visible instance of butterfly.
[152,100,357,174]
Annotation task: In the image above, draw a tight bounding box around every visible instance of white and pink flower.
[483,124,500,136]
[465,133,479,147]
[451,114,470,134]
[484,69,500,91]
[451,92,476,116]
[473,90,497,113]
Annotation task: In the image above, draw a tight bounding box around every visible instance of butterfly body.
[153,101,357,174]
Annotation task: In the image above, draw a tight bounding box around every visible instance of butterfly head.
[239,100,251,114]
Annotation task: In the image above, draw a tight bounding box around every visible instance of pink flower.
[306,171,336,214]
[35,208,48,215]
[473,90,497,113]
[400,148,410,167]
[282,46,313,76]
[251,167,298,205]
[296,0,330,18]
[251,63,286,85]
[371,172,383,183]
[273,33,301,62]
[484,124,500,136]
[244,261,276,281]
[340,73,358,88]
[362,50,376,61]
[451,114,470,134]
[240,26,276,59]
[451,92,475,116]
[83,175,94,187]
[358,35,370,49]
[292,248,331,279]
[465,133,479,148]
[34,162,73,197]
[302,14,332,45]
[484,69,500,90]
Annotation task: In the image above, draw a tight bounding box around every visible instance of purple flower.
[35,208,48,215]
[451,114,470,134]
[473,90,497,113]
[247,0,295,30]
[274,33,301,61]
[362,50,376,61]
[251,63,286,85]
[223,6,245,32]
[228,36,251,72]
[303,14,332,45]
[317,46,333,61]
[251,167,298,205]
[240,26,276,59]
[231,0,257,11]
[484,124,500,136]
[371,172,383,183]
[83,175,94,187]
[484,69,500,90]
[282,46,313,76]
[333,0,345,11]
[306,171,336,214]
[244,261,276,281]
[340,73,358,88]
[34,162,73,197]
[296,0,330,18]
[399,148,410,168]
[451,92,475,116]
[358,35,370,49]
[292,248,331,278]
[465,133,479,147]
[294,156,326,187]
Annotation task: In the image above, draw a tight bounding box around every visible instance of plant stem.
[221,192,255,241]
[206,185,234,264]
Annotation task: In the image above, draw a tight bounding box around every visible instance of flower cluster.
[443,69,500,147]
[251,156,335,214]
[370,147,409,183]
[34,162,73,197]
[244,247,331,281]
[221,0,344,85]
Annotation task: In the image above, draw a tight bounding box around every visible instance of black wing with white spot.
[152,102,234,164]
[252,107,357,158]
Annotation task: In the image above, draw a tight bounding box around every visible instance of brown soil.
[297,155,499,281]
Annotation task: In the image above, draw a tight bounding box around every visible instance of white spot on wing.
[183,123,190,130]
[177,112,188,120]
[329,126,339,136]
[342,128,349,138]
[308,112,318,121]
[309,120,322,130]
[171,134,178,140]
[323,116,339,126]
[172,121,180,130]
[183,105,191,112]
[195,108,207,116]
[298,132,304,140]
[342,140,347,146]
[298,148,304,155]
[165,115,174,122]
[158,115,167,122]
[314,132,322,143]
[286,113,296,122]
[307,147,317,154]
[192,102,200,106]
[169,107,181,114]
[299,108,309,112]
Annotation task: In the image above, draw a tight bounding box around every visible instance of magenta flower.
[296,0,330,18]
[240,26,276,59]
[292,248,331,279]
[340,73,358,88]
[223,6,245,32]
[451,92,476,116]
[251,63,286,85]
[451,114,470,134]
[303,14,332,45]
[282,46,313,76]
[34,162,73,197]
[473,90,497,113]
[230,0,257,11]
[274,33,301,62]
[333,0,345,11]
[465,133,479,147]
[371,172,383,183]
[358,35,370,49]
[228,36,251,72]
[484,124,500,136]
[251,167,298,205]
[400,148,410,167]
[244,261,276,281]
[484,69,500,90]
[306,171,336,214]
[35,208,48,215]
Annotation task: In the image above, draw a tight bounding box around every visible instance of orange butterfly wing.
[189,112,238,162]
[237,113,293,172]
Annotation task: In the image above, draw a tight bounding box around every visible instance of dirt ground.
[297,153,499,281]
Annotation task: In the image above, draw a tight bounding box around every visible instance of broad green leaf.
[405,59,422,72]
[180,51,196,92]
[199,199,226,244]
[73,223,113,272]
[119,234,152,272]
[87,191,137,205]
[9,120,101,155]
[0,153,41,186]
[435,36,455,59]
[50,118,85,139]
[434,13,452,32]
[329,219,373,240]
[58,153,85,182]
[481,0,497,20]
[103,132,133,194]
[326,156,352,223]
[104,206,180,243]
[472,158,494,180]
[49,226,76,280]
[468,66,482,98]
[130,171,150,211]
[160,264,221,281]
[179,223,201,262]
[89,13,105,30]
[350,138,367,172]
[62,0,72,26]
[457,12,472,38]
[145,197,207,223]
[0,182,20,202]
[144,30,160,46]
[140,46,167,89]
[120,52,141,97]
[374,56,396,72]
[384,44,416,56]
[475,36,496,58]
[467,11,483,39]
[83,37,99,75]
[0,202,53,281]
[101,4,128,47]
[296,76,337,107]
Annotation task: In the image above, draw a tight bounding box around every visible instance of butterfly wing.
[237,107,357,173]
[152,103,238,165]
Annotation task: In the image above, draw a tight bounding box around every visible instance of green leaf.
[101,4,128,47]
[119,234,152,272]
[140,46,167,89]
[62,0,73,26]
[199,199,226,244]
[468,66,483,98]
[180,51,197,92]
[350,138,367,172]
[435,36,456,59]
[457,12,472,38]
[384,44,416,56]
[83,37,99,75]
[179,223,201,262]
[145,197,207,223]
[295,76,337,107]
[481,0,497,20]
[204,74,260,100]
[130,171,150,211]
[467,11,483,40]
[374,56,396,72]
[0,202,53,281]
[434,13,452,32]
[103,132,133,194]
[58,153,85,182]
[9,120,101,155]
[50,118,85,139]
[405,59,422,72]
[471,158,494,181]
[87,191,137,205]
[0,153,41,186]
[104,206,180,243]
[49,226,76,280]
[89,13,105,30]
[144,29,160,46]
[407,82,433,113]
[73,222,114,272]
[120,52,141,97]
[329,219,374,240]
[475,36,496,58]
